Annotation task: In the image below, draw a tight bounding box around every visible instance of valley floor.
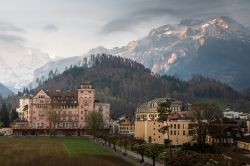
[0,136,132,166]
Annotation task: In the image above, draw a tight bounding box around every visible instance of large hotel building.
[14,82,110,136]
[135,98,194,145]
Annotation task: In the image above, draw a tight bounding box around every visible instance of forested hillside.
[25,54,247,117]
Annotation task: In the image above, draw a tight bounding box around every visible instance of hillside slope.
[33,55,246,117]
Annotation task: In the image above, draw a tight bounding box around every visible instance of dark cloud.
[101,0,250,33]
[102,8,182,33]
[0,34,25,43]
[44,24,59,31]
[0,22,24,33]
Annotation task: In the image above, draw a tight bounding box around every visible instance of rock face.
[0,43,52,91]
[35,16,250,90]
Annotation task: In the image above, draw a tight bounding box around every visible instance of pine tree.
[10,109,19,122]
[0,103,10,127]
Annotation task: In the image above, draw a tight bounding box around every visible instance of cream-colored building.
[118,116,135,136]
[135,98,194,145]
[15,82,110,131]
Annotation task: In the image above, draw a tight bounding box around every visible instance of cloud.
[44,24,59,32]
[101,0,250,33]
[0,34,25,44]
[0,21,24,33]
[102,8,181,33]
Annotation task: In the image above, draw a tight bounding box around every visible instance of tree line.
[0,103,18,128]
[33,54,248,116]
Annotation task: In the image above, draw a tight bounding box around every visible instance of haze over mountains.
[0,43,53,92]
[0,16,250,94]
[0,83,13,97]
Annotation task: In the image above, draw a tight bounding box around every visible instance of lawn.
[0,137,132,166]
[64,137,112,156]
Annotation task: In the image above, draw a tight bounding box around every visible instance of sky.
[0,0,250,58]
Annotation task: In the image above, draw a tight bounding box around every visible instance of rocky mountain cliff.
[35,16,250,90]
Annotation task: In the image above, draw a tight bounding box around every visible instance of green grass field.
[0,137,132,166]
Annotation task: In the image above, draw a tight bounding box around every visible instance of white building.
[16,97,31,121]
[223,109,248,119]
[0,128,13,136]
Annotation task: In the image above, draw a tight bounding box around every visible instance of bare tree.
[47,108,62,136]
[157,101,173,159]
[190,102,222,144]
[145,143,164,166]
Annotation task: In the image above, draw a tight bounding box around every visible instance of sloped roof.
[45,90,78,106]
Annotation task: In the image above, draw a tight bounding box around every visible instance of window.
[183,131,186,135]
[174,131,176,135]
[174,124,176,129]
[170,131,172,135]
[178,124,180,129]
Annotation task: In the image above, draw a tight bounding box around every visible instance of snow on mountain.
[0,43,52,92]
[85,16,250,76]
[34,16,250,90]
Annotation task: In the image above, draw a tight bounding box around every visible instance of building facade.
[168,119,194,145]
[118,116,135,136]
[14,82,110,135]
[135,98,194,145]
[237,136,250,151]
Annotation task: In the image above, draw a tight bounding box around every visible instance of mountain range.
[33,16,250,91]
[0,16,250,95]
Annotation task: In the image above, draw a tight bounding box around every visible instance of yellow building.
[135,98,194,145]
[168,119,194,145]
[236,136,250,150]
